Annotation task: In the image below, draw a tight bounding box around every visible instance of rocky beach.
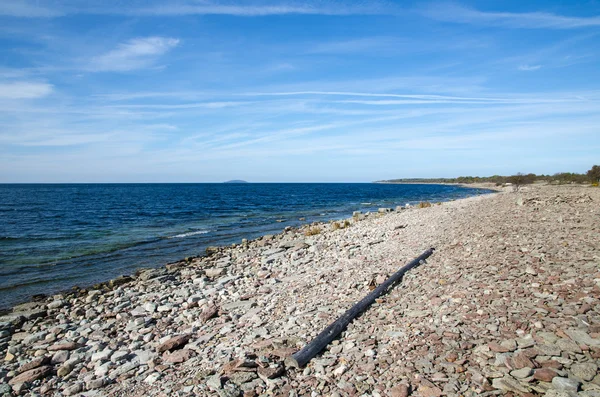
[1,184,599,397]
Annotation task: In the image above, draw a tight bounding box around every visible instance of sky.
[0,0,599,182]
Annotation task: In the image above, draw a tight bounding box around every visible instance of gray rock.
[86,377,108,390]
[91,349,113,362]
[511,367,533,379]
[51,350,69,364]
[47,300,66,309]
[63,383,83,396]
[206,374,223,391]
[565,329,600,347]
[570,362,598,381]
[492,376,530,393]
[551,377,580,392]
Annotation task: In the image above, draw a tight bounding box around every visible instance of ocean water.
[0,183,491,309]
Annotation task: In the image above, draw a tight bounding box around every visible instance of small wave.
[361,202,372,205]
[169,230,210,239]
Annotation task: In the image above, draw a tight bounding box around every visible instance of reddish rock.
[200,305,219,323]
[533,368,558,382]
[9,366,52,385]
[508,352,536,369]
[223,358,257,373]
[389,384,410,397]
[163,349,194,363]
[18,356,50,373]
[489,342,511,353]
[445,352,458,362]
[257,365,284,379]
[417,384,442,397]
[157,334,190,353]
[542,360,563,369]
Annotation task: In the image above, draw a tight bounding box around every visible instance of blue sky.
[0,0,599,182]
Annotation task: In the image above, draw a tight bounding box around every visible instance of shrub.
[508,172,534,192]
[587,165,600,184]
[331,222,341,231]
[343,219,351,228]
[418,201,432,208]
[305,227,321,236]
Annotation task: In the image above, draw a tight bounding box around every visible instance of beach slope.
[1,184,599,396]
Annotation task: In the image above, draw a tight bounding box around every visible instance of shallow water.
[0,183,491,309]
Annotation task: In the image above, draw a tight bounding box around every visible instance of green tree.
[588,165,600,184]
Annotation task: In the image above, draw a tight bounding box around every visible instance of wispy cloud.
[422,3,600,29]
[0,0,393,18]
[0,81,53,98]
[518,64,542,71]
[133,2,388,17]
[89,37,180,72]
[0,1,62,18]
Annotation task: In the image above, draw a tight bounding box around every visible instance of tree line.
[380,165,600,186]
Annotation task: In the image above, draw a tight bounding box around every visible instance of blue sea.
[0,183,491,309]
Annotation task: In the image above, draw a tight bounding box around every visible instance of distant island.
[223,180,249,184]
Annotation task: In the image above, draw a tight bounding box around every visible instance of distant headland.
[223,180,249,184]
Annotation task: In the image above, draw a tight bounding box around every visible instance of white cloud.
[422,3,600,29]
[518,64,542,71]
[0,1,62,17]
[89,37,180,72]
[0,0,393,18]
[0,81,53,99]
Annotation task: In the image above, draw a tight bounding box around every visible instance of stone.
[492,376,530,393]
[86,377,108,390]
[57,363,73,377]
[389,384,410,397]
[206,374,223,391]
[47,300,66,309]
[51,350,69,364]
[23,331,47,345]
[534,368,558,382]
[48,341,79,351]
[333,365,347,376]
[570,362,598,381]
[556,338,582,354]
[417,384,442,397]
[200,305,219,323]
[63,383,83,396]
[18,356,51,373]
[8,365,52,385]
[144,372,161,385]
[257,365,284,380]
[91,349,114,362]
[222,300,256,311]
[229,371,258,385]
[565,329,600,347]
[511,367,533,379]
[157,334,190,353]
[508,352,536,369]
[163,349,194,363]
[551,377,580,393]
[205,268,224,278]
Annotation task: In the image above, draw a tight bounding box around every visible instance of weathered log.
[285,247,435,368]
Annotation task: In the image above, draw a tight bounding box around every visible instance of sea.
[0,183,492,310]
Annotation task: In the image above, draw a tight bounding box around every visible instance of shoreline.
[1,184,598,396]
[0,185,495,313]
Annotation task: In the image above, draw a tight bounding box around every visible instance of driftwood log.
[285,247,435,368]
